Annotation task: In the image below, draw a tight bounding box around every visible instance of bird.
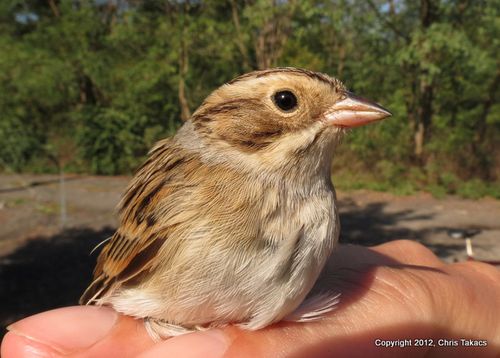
[80,67,391,340]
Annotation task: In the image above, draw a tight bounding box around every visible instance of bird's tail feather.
[79,276,109,305]
[285,292,341,322]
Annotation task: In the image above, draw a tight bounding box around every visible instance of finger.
[317,241,443,304]
[135,246,440,358]
[371,240,444,267]
[137,329,230,358]
[1,306,155,358]
[329,240,444,270]
[137,243,496,357]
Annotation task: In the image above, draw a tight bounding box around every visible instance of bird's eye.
[273,90,298,112]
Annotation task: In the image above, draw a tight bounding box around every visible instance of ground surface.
[1,174,499,336]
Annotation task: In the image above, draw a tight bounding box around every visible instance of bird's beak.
[325,92,392,128]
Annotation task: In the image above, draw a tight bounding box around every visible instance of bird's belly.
[110,196,338,328]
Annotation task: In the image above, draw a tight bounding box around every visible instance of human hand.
[2,240,499,357]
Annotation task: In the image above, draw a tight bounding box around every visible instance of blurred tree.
[0,0,498,195]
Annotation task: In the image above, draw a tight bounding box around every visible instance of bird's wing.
[80,139,198,304]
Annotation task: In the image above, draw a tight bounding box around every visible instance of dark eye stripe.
[227,67,345,92]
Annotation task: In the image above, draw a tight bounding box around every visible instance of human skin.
[2,240,499,358]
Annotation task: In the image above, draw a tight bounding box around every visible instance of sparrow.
[80,67,391,340]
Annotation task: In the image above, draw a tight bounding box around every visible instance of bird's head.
[181,68,391,178]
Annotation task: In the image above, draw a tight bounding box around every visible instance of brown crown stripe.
[227,67,342,90]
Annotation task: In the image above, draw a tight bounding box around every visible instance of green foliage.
[76,108,143,174]
[456,179,500,200]
[0,0,498,198]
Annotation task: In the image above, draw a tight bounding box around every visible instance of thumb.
[1,306,153,358]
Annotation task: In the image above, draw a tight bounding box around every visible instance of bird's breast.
[256,181,338,279]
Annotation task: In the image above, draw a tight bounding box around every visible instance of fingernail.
[7,306,118,355]
[138,329,230,358]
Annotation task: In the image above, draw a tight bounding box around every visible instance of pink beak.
[325,92,391,128]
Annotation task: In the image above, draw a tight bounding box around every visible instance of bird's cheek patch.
[215,121,284,152]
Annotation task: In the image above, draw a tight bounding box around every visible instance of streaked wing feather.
[81,139,194,304]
